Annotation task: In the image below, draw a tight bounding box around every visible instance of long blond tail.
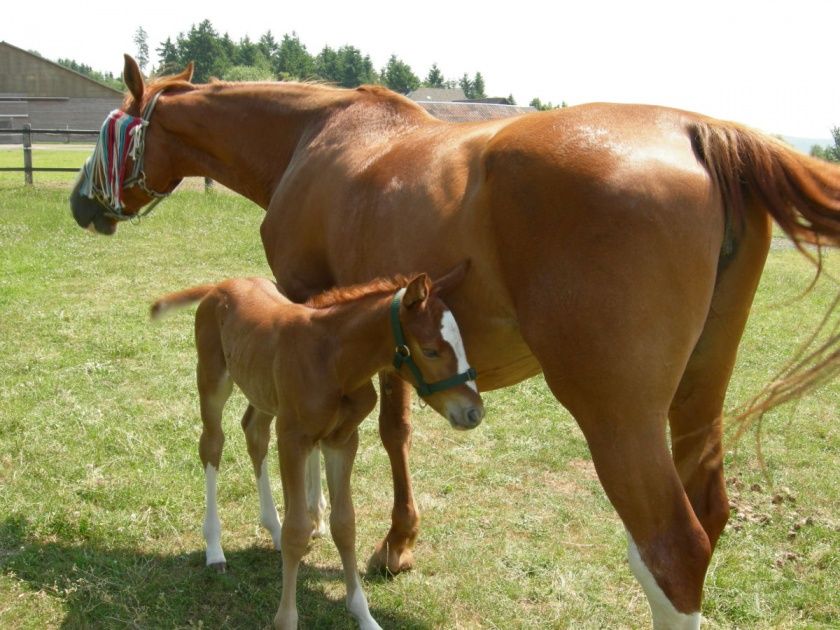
[150,284,216,319]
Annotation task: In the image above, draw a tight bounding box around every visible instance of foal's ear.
[403,273,431,308]
[123,55,145,102]
[431,259,471,297]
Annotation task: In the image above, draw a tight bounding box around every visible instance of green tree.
[258,31,280,66]
[276,32,315,80]
[472,72,486,99]
[176,20,231,83]
[223,65,275,82]
[424,63,445,88]
[529,98,566,111]
[155,37,180,75]
[133,27,150,73]
[810,127,840,163]
[343,47,378,86]
[507,93,517,105]
[56,58,122,90]
[382,55,420,94]
[459,73,473,98]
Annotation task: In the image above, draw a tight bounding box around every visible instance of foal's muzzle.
[448,405,485,431]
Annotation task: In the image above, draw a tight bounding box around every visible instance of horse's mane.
[306,275,412,309]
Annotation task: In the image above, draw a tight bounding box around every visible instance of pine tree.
[424,63,445,88]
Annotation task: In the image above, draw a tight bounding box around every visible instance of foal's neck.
[319,294,398,393]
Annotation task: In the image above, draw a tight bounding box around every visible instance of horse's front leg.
[367,372,418,575]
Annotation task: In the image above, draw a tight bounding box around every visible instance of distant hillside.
[783,135,832,155]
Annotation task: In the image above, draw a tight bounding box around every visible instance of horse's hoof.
[367,539,414,576]
[208,561,227,573]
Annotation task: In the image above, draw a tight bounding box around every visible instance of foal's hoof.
[208,561,227,573]
[367,539,415,576]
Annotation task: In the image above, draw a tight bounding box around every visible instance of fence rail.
[0,124,96,183]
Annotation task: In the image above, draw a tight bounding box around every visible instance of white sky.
[3,0,838,138]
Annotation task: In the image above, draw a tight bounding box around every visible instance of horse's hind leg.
[195,302,233,571]
[669,208,771,549]
[242,405,283,550]
[324,430,382,630]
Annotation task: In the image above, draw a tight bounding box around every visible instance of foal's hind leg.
[305,446,328,538]
[242,405,283,550]
[196,308,233,571]
[324,431,382,630]
[669,209,771,550]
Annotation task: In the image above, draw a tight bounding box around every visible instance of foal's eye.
[421,348,440,358]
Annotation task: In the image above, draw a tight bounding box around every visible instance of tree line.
[146,20,495,99]
[52,20,575,108]
[810,128,840,163]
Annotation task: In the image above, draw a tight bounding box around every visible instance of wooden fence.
[0,124,213,190]
[0,124,95,184]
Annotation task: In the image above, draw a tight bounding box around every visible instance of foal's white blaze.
[256,458,283,549]
[627,535,702,630]
[203,463,226,566]
[440,309,477,392]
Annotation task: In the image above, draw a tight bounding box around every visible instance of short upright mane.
[306,275,411,309]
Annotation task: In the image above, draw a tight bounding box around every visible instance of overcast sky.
[3,0,837,138]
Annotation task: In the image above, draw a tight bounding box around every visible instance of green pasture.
[0,183,837,629]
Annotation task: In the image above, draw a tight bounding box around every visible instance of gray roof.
[408,87,467,102]
[418,101,535,123]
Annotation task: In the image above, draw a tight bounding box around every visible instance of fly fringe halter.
[80,91,171,220]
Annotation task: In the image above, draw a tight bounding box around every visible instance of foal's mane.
[306,275,412,309]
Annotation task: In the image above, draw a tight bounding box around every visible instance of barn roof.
[418,101,535,123]
[0,41,122,98]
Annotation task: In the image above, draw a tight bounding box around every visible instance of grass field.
[0,182,837,629]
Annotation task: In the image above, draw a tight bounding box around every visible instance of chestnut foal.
[151,267,483,629]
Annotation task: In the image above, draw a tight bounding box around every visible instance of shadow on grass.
[0,516,428,629]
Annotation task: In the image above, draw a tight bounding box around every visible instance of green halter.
[390,288,478,397]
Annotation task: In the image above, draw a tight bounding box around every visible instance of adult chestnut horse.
[71,56,840,628]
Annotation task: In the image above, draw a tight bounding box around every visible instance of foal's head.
[393,264,484,430]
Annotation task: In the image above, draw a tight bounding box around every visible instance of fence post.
[204,177,214,193]
[23,124,33,185]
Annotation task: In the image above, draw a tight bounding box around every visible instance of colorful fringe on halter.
[80,110,146,210]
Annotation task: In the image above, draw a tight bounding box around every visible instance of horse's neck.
[318,296,394,392]
[159,85,342,208]
[159,83,425,209]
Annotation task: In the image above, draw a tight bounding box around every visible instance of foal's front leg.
[273,426,314,630]
[324,430,382,630]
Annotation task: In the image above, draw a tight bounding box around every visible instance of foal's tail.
[150,284,216,319]
[689,119,840,430]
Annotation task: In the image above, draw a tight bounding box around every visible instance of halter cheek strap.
[390,289,478,397]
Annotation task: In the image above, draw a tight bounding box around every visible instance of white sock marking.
[203,464,226,566]
[256,458,283,549]
[627,534,701,630]
[441,309,477,392]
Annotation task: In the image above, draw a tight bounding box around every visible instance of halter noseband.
[390,288,477,397]
[80,90,173,221]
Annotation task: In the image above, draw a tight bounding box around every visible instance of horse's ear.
[175,61,195,83]
[123,54,145,102]
[431,259,470,297]
[403,274,430,308]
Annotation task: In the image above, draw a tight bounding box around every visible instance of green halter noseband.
[390,288,478,397]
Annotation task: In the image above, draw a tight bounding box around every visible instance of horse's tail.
[150,283,216,320]
[689,120,840,431]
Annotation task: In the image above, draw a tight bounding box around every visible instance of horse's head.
[70,55,193,234]
[393,262,484,430]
